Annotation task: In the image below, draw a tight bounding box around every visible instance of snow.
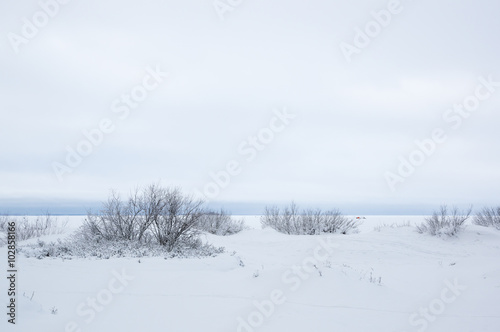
[2,215,500,332]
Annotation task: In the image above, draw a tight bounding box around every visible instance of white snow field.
[2,215,500,332]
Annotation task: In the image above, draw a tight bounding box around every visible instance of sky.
[1,0,499,215]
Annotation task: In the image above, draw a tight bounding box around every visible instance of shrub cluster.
[261,202,358,235]
[195,209,246,236]
[473,206,500,230]
[68,184,241,258]
[79,185,210,252]
[416,205,471,237]
[0,214,67,246]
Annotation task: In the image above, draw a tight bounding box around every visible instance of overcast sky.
[1,0,499,214]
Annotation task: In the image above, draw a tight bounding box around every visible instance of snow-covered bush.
[147,187,205,251]
[196,209,245,235]
[12,185,226,259]
[82,184,168,242]
[321,209,359,234]
[474,206,500,230]
[17,214,67,240]
[298,208,324,235]
[79,184,208,252]
[0,214,67,245]
[261,203,301,234]
[417,205,471,237]
[261,202,357,235]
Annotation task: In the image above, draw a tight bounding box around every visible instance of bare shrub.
[322,209,359,234]
[261,202,357,235]
[261,202,301,235]
[80,184,207,252]
[82,184,165,242]
[196,209,245,235]
[299,209,323,235]
[474,206,500,230]
[149,187,204,251]
[417,205,472,237]
[0,214,67,244]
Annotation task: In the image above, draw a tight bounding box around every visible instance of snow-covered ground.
[2,215,500,332]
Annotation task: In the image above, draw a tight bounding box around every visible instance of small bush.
[147,187,204,251]
[196,209,245,235]
[261,202,358,235]
[417,205,471,237]
[474,206,500,230]
[321,209,359,234]
[77,184,216,253]
[82,184,165,243]
[261,203,301,235]
[0,214,67,245]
